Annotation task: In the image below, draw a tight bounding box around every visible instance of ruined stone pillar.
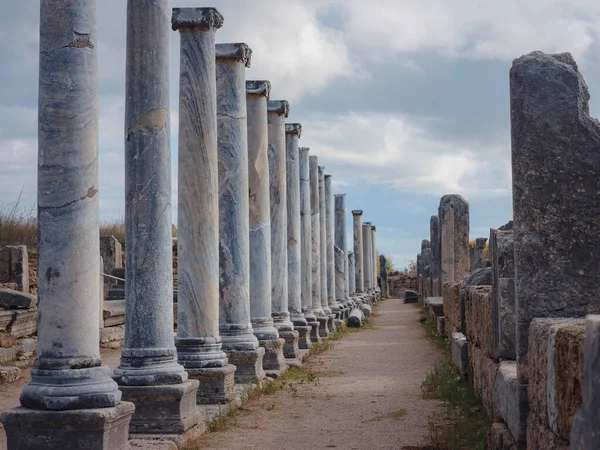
[362,223,373,293]
[348,252,356,303]
[310,156,327,339]
[325,175,338,319]
[246,80,287,376]
[421,240,431,298]
[299,148,320,343]
[471,237,488,271]
[216,44,265,383]
[269,103,300,363]
[380,255,389,297]
[438,194,470,290]
[334,194,348,312]
[2,2,133,447]
[287,128,312,350]
[318,166,333,336]
[371,225,378,294]
[430,216,440,296]
[171,7,234,406]
[352,210,364,294]
[510,51,600,383]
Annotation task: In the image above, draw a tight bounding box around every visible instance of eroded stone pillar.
[310,156,327,339]
[2,2,134,447]
[269,103,300,363]
[353,211,364,295]
[380,255,389,297]
[471,237,488,271]
[325,175,338,319]
[217,44,265,384]
[372,225,378,296]
[246,80,287,376]
[439,194,470,290]
[318,166,333,336]
[362,223,373,294]
[510,51,600,383]
[421,240,431,298]
[299,148,320,343]
[287,128,312,350]
[430,216,440,296]
[348,252,356,305]
[172,7,234,406]
[334,194,348,314]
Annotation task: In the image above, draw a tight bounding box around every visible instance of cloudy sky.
[1,1,600,269]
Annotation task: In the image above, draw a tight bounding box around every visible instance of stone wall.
[442,282,460,338]
[388,272,415,299]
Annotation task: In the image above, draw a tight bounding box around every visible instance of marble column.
[172,7,234,405]
[2,2,134,447]
[269,103,300,363]
[114,3,201,434]
[325,175,339,320]
[380,255,389,297]
[246,80,287,377]
[318,166,333,336]
[217,44,265,384]
[348,252,357,306]
[287,127,312,350]
[372,225,379,296]
[363,223,373,296]
[310,156,327,339]
[353,210,365,295]
[334,194,348,315]
[430,216,440,296]
[299,148,320,343]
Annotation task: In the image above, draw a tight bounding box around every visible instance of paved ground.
[0,298,444,450]
[191,298,445,450]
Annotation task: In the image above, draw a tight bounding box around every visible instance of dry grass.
[0,194,37,249]
[99,218,125,245]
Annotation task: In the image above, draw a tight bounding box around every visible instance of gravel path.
[191,298,445,450]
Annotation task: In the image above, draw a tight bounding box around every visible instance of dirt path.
[191,298,445,450]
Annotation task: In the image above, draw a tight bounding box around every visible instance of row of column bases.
[0,4,381,449]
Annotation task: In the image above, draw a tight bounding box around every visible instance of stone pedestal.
[119,380,201,434]
[1,403,135,450]
[280,329,301,359]
[216,43,264,384]
[261,337,289,378]
[296,325,313,349]
[172,7,234,405]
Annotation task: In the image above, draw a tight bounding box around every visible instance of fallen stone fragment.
[0,289,37,310]
[347,309,363,327]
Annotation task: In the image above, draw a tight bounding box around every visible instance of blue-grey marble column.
[310,157,324,317]
[216,43,265,383]
[19,0,124,414]
[352,210,364,294]
[325,175,338,315]
[334,194,347,310]
[348,252,356,300]
[116,0,187,390]
[372,225,378,293]
[363,223,373,292]
[318,167,330,315]
[172,7,234,405]
[299,148,315,323]
[247,80,287,375]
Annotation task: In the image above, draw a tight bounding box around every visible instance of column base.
[226,348,266,384]
[187,365,236,405]
[308,321,322,343]
[259,338,288,378]
[327,314,337,334]
[279,329,301,359]
[317,316,330,338]
[119,380,201,434]
[0,402,134,450]
[295,325,313,350]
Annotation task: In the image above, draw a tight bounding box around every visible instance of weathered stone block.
[437,316,445,336]
[468,342,498,417]
[103,300,125,327]
[439,194,470,288]
[0,245,28,293]
[465,285,493,357]
[451,332,468,377]
[442,282,461,337]
[0,288,37,309]
[488,422,518,450]
[0,402,135,450]
[511,52,600,383]
[491,228,516,360]
[0,366,22,383]
[494,360,528,444]
[425,297,443,321]
[459,267,492,335]
[100,325,125,349]
[0,308,37,337]
[226,347,266,384]
[188,364,236,405]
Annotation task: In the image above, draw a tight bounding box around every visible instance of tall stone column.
[372,225,379,295]
[363,223,373,295]
[171,7,234,406]
[438,194,470,291]
[430,216,440,296]
[334,194,350,315]
[299,148,320,343]
[246,80,287,377]
[310,156,327,339]
[318,166,333,336]
[348,252,357,305]
[2,2,134,447]
[216,44,265,384]
[353,210,364,295]
[380,255,389,297]
[269,103,300,363]
[325,175,338,319]
[287,128,312,350]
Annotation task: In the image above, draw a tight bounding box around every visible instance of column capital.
[172,7,224,31]
[285,123,302,137]
[299,146,310,153]
[268,100,289,117]
[216,43,252,67]
[352,210,363,216]
[372,225,376,231]
[324,174,332,180]
[334,193,345,198]
[246,80,271,98]
[363,221,372,226]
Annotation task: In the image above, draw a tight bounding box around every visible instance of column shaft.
[334,194,347,304]
[318,167,330,314]
[310,156,324,316]
[353,211,364,294]
[363,223,373,290]
[325,175,337,312]
[299,148,315,321]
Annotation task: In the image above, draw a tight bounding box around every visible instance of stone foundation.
[442,282,461,338]
[468,342,498,417]
[296,325,312,349]
[451,332,468,378]
[187,364,236,405]
[260,338,288,378]
[494,360,527,445]
[317,316,330,338]
[226,347,266,384]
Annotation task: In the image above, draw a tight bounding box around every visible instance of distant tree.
[384,255,394,274]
